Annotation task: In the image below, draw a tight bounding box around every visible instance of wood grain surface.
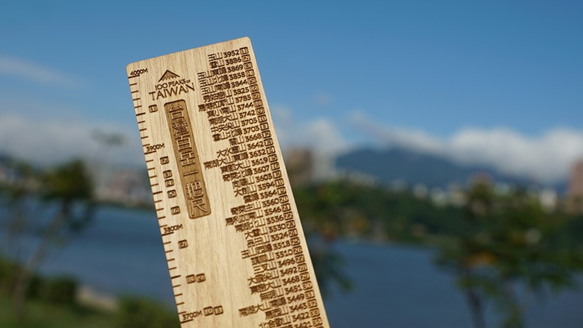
[126,37,330,328]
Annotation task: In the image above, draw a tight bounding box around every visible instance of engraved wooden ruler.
[126,37,330,328]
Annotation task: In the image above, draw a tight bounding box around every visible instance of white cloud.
[0,115,142,166]
[351,114,583,184]
[271,106,351,180]
[449,128,583,183]
[271,105,349,156]
[303,119,350,155]
[0,54,81,87]
[301,119,353,180]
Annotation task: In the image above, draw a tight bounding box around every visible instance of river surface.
[3,206,583,327]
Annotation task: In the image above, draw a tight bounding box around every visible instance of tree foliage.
[0,158,95,321]
[294,179,583,328]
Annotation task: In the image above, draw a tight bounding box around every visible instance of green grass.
[0,294,116,328]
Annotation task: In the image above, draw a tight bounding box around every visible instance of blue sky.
[0,1,582,182]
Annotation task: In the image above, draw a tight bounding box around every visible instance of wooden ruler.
[126,37,330,328]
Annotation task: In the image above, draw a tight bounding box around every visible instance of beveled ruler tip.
[126,37,330,328]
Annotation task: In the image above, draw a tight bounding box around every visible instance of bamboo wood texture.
[126,37,330,328]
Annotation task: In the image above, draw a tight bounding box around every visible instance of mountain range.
[334,147,566,192]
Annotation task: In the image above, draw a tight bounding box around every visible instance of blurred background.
[1,1,582,327]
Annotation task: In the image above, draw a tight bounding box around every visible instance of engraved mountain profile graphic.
[158,70,181,82]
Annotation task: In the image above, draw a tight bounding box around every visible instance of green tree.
[0,160,37,266]
[7,159,95,321]
[294,182,355,296]
[435,182,583,328]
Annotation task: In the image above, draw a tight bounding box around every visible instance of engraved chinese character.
[172,117,189,136]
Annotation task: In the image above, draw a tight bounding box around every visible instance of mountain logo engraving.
[149,70,195,101]
[158,70,181,82]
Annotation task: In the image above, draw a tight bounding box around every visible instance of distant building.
[568,161,583,197]
[446,183,466,207]
[430,187,447,207]
[538,188,557,212]
[337,169,378,186]
[312,151,339,181]
[96,168,152,206]
[284,148,314,187]
[567,160,583,213]
[413,184,428,199]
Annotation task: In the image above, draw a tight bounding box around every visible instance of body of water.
[3,206,583,327]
